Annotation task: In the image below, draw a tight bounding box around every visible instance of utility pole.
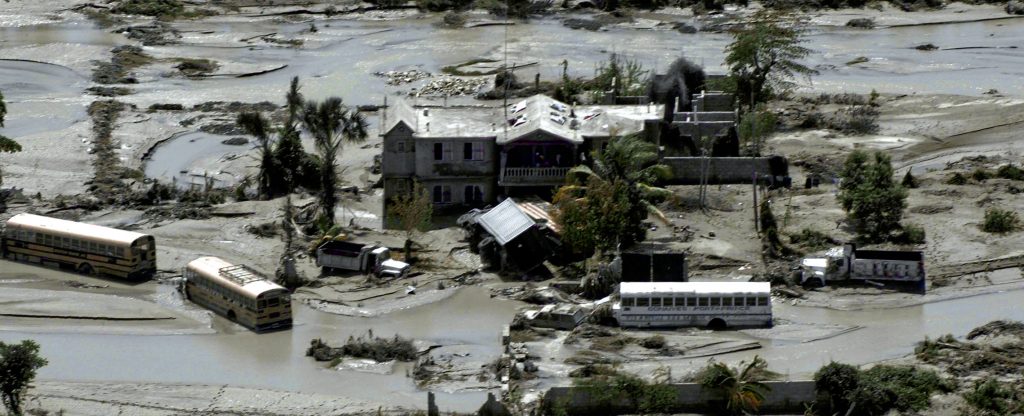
[753,172,759,233]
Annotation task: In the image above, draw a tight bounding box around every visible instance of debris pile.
[414,76,489,96]
[374,69,431,85]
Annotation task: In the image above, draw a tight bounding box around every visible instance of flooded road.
[0,282,520,412]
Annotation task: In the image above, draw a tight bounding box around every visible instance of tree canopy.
[553,135,671,255]
[302,97,367,227]
[725,9,815,109]
[837,150,908,242]
[0,339,48,416]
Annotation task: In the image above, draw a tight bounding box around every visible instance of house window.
[397,141,406,152]
[463,142,484,161]
[433,142,452,161]
[464,185,483,204]
[433,185,452,204]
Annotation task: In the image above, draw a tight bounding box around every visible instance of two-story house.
[381,94,664,225]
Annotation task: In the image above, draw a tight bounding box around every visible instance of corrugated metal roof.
[477,198,534,246]
[620,282,770,296]
[516,201,561,234]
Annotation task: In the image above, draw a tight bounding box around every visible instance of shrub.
[996,164,1024,181]
[859,365,951,413]
[971,168,992,182]
[340,331,418,362]
[111,0,185,17]
[897,223,926,244]
[639,335,666,349]
[964,379,1013,414]
[901,170,918,188]
[789,228,837,250]
[982,208,1020,234]
[947,172,967,185]
[814,362,860,415]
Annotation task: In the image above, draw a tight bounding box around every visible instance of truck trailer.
[315,240,410,278]
[800,244,925,286]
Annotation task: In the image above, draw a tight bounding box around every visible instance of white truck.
[800,244,925,286]
[315,241,410,278]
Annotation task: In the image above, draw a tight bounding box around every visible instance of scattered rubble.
[413,76,489,97]
[374,69,431,85]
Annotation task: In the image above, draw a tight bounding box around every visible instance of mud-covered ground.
[2,0,1024,414]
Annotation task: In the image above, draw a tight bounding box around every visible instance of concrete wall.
[382,123,416,176]
[543,380,816,415]
[414,137,498,178]
[663,156,789,185]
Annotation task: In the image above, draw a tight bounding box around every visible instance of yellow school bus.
[183,257,292,332]
[1,213,156,280]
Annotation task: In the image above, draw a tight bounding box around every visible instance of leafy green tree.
[553,135,671,254]
[236,111,279,200]
[0,340,48,416]
[389,181,433,261]
[814,361,860,414]
[302,97,367,227]
[0,90,23,188]
[699,356,776,415]
[737,105,776,156]
[837,150,907,242]
[725,9,815,110]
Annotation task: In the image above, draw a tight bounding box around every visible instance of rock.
[673,22,698,34]
[1007,0,1024,15]
[221,137,249,145]
[914,43,939,51]
[845,18,875,29]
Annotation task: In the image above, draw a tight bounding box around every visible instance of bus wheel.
[707,318,727,330]
[77,263,95,276]
[227,310,237,321]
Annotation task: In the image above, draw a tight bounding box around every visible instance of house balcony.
[499,167,571,186]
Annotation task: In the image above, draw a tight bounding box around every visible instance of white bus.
[1,213,156,280]
[613,282,772,329]
[183,257,292,332]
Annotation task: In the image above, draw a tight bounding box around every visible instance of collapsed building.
[457,198,562,274]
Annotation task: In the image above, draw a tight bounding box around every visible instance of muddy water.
[0,283,520,411]
[144,131,250,189]
[720,289,1024,375]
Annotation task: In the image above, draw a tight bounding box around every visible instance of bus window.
[710,297,721,307]
[746,297,756,306]
[733,297,742,306]
[116,247,125,257]
[621,298,634,307]
[698,297,708,307]
[636,298,649,307]
[757,297,769,306]
[686,297,696,307]
[650,298,661,307]
[267,297,280,308]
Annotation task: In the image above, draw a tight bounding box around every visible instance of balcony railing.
[500,167,571,185]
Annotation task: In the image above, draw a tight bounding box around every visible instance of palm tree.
[273,77,307,192]
[302,97,367,227]
[553,134,672,253]
[236,111,277,200]
[700,356,776,415]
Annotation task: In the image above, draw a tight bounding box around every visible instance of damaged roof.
[384,94,662,143]
[477,198,535,246]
